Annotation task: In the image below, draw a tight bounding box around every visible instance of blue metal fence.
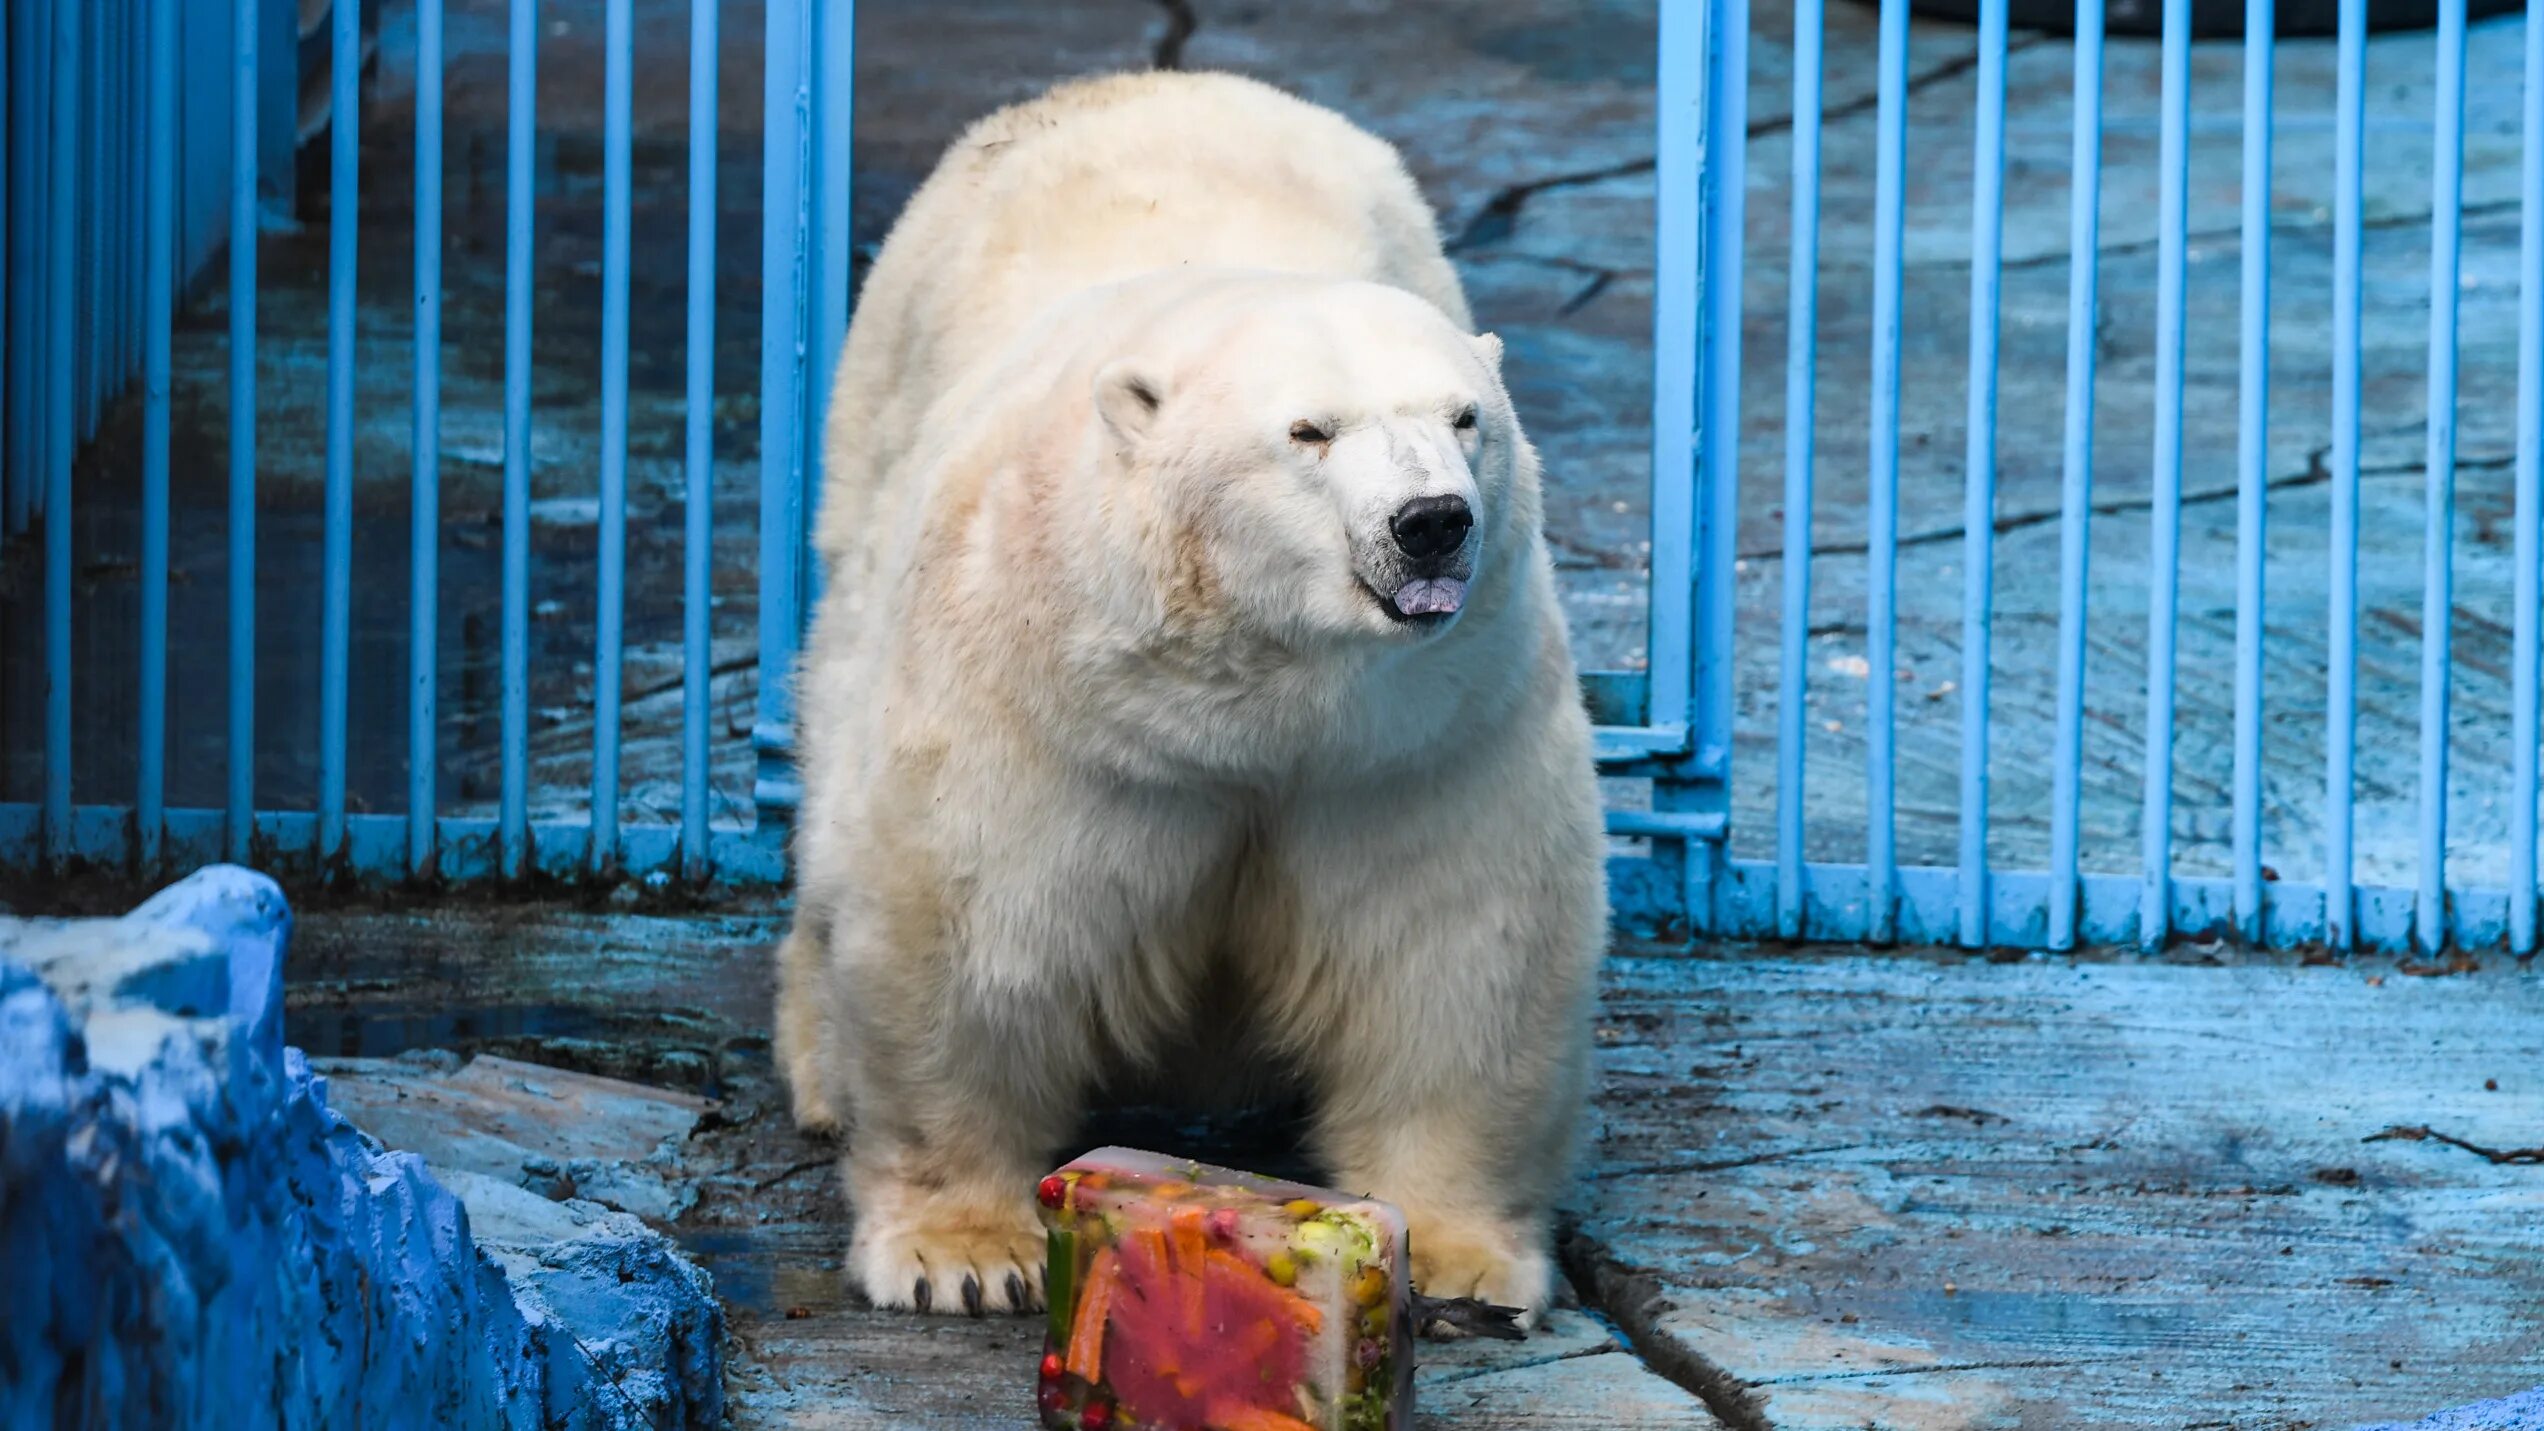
[2,0,2538,960]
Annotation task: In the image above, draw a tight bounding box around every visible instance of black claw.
[961,1274,984,1317]
[1005,1272,1029,1312]
[913,1276,933,1314]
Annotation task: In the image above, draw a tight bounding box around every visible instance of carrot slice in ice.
[1208,1403,1321,1431]
[1065,1248,1119,1383]
[1170,1207,1209,1334]
[1205,1249,1323,1335]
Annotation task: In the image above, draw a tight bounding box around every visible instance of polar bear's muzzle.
[1357,493,1476,626]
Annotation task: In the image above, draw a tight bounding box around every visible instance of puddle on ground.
[288,999,606,1059]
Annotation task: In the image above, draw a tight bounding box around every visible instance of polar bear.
[775,71,1606,1325]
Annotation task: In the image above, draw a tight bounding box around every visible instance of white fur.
[776,72,1606,1324]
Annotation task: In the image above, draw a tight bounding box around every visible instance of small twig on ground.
[754,1157,837,1190]
[2364,1126,2544,1166]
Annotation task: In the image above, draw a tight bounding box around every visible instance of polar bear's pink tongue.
[1393,577,1468,617]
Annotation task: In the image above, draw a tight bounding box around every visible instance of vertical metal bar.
[96,0,106,408]
[2514,0,2543,956]
[6,0,32,539]
[501,0,536,876]
[76,0,92,443]
[0,0,12,553]
[33,0,47,532]
[681,0,719,876]
[1776,0,1824,940]
[2141,0,2190,951]
[757,0,807,840]
[1650,0,1700,736]
[1960,0,2008,949]
[122,0,136,392]
[102,0,113,404]
[2417,0,2466,953]
[1867,0,1908,943]
[103,0,119,402]
[33,0,50,535]
[318,0,360,861]
[2233,0,2274,942]
[129,0,142,387]
[2050,0,2104,952]
[258,0,294,226]
[2327,0,2366,949]
[28,0,45,534]
[411,0,442,877]
[592,0,632,871]
[43,0,78,864]
[140,0,175,870]
[804,0,854,637]
[1698,0,1746,791]
[0,0,11,561]
[226,0,259,862]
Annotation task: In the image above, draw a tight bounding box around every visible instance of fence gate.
[2,0,2537,959]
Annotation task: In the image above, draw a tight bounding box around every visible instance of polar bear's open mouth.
[1368,575,1468,625]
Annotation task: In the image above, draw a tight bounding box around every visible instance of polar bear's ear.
[1471,331,1505,375]
[1095,362,1166,444]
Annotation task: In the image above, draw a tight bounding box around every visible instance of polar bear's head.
[1086,274,1528,646]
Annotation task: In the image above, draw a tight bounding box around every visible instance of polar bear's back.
[814,72,1470,566]
[933,73,1466,319]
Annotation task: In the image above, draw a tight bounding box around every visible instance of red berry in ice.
[1038,1175,1067,1208]
[1040,1352,1065,1382]
[1080,1400,1112,1430]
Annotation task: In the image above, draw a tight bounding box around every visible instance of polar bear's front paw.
[850,1199,1046,1317]
[1408,1214,1554,1334]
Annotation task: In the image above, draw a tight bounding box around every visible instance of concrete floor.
[5,0,2536,904]
[281,901,2544,1429]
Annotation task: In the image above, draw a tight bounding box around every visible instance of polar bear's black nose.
[1390,495,1473,561]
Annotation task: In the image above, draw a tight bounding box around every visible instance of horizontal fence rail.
[0,0,2537,961]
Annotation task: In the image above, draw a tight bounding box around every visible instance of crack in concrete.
[1418,1343,1623,1390]
[1448,40,2050,255]
[1458,248,1626,314]
[1450,156,1661,252]
[1753,1354,2122,1385]
[1738,438,2515,565]
[1558,1225,1772,1431]
[1151,0,1197,70]
[1754,35,2052,144]
[1585,1141,1870,1182]
[1959,195,2528,277]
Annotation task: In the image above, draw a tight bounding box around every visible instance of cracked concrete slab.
[318,1051,713,1223]
[274,901,2544,1427]
[2352,1388,2544,1431]
[278,903,1724,1427]
[1570,948,2544,1429]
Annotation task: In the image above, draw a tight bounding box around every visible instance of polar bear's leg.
[825,881,1098,1316]
[1277,738,1604,1326]
[772,917,845,1133]
[1304,997,1592,1326]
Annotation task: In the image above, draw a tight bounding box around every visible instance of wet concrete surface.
[281,902,2544,1428]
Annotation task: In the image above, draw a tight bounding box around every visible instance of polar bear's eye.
[1453,407,1479,431]
[1290,421,1332,445]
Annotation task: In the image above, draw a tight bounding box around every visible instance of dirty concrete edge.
[1558,1221,1771,1431]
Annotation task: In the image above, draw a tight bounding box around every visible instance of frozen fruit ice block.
[1034,1147,1413,1431]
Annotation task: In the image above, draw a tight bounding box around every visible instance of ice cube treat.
[1034,1147,1413,1431]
